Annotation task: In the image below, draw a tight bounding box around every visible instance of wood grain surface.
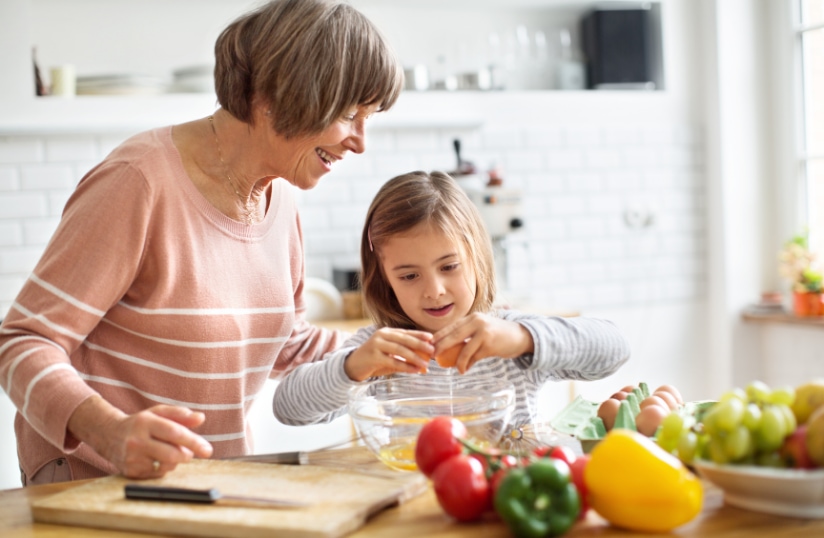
[30,455,426,538]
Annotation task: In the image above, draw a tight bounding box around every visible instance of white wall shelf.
[0,88,685,136]
[0,0,670,135]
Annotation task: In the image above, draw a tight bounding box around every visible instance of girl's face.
[267,104,378,190]
[378,222,476,333]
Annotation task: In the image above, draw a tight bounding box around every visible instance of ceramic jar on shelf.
[792,291,824,316]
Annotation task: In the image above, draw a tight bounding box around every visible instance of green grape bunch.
[655,381,797,467]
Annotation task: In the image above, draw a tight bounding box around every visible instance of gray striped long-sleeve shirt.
[273,309,631,429]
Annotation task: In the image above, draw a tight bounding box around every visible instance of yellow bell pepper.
[584,429,702,532]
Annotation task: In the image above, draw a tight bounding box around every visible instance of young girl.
[273,171,630,429]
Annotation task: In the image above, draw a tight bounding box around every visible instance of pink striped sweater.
[0,127,344,481]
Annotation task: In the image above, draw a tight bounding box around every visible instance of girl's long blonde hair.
[360,171,496,329]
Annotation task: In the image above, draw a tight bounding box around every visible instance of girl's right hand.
[343,327,433,381]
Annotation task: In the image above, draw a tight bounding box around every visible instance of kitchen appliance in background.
[463,173,524,240]
[449,139,525,294]
[449,139,524,239]
[582,5,659,90]
[333,267,365,320]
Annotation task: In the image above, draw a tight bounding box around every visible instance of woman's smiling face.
[274,104,378,190]
[378,222,477,333]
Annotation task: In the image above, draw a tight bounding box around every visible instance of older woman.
[0,0,403,485]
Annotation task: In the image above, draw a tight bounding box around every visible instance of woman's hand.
[432,313,534,374]
[68,395,214,478]
[343,327,433,381]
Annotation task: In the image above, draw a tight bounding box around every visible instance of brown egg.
[655,384,684,405]
[635,404,669,436]
[620,384,637,394]
[653,390,679,410]
[639,395,668,411]
[597,398,621,431]
[610,390,629,401]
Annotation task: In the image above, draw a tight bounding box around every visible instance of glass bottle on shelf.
[555,28,587,90]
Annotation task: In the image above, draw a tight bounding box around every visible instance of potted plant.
[779,231,824,316]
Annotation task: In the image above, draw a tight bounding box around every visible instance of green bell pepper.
[493,458,580,538]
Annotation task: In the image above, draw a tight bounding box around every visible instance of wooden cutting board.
[31,450,427,538]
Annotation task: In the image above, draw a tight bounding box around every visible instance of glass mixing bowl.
[347,374,516,472]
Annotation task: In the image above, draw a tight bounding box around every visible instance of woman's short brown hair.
[360,171,496,329]
[214,0,404,138]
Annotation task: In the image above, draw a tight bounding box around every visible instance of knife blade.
[222,451,310,464]
[124,484,309,509]
[220,436,363,464]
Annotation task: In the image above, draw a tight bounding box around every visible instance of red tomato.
[498,454,519,469]
[569,454,591,519]
[415,417,468,477]
[532,445,552,458]
[548,445,577,467]
[469,452,517,480]
[431,454,491,521]
[475,446,502,463]
[468,452,489,474]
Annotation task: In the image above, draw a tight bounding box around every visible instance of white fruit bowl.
[693,460,824,518]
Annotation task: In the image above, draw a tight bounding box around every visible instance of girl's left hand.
[431,313,534,374]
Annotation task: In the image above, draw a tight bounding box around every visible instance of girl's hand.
[343,327,433,381]
[432,313,534,374]
[68,396,214,478]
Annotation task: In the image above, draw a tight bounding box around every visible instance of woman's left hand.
[431,313,534,374]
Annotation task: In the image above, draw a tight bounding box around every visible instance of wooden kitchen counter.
[1,447,820,538]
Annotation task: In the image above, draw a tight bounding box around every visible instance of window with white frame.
[799,1,824,257]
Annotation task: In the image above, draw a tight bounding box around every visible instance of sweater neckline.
[161,125,279,239]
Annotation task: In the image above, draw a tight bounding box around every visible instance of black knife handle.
[125,484,220,503]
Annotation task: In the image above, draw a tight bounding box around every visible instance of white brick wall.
[308,122,706,311]
[0,123,707,317]
[0,121,713,489]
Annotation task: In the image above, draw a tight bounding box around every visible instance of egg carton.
[549,384,715,452]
